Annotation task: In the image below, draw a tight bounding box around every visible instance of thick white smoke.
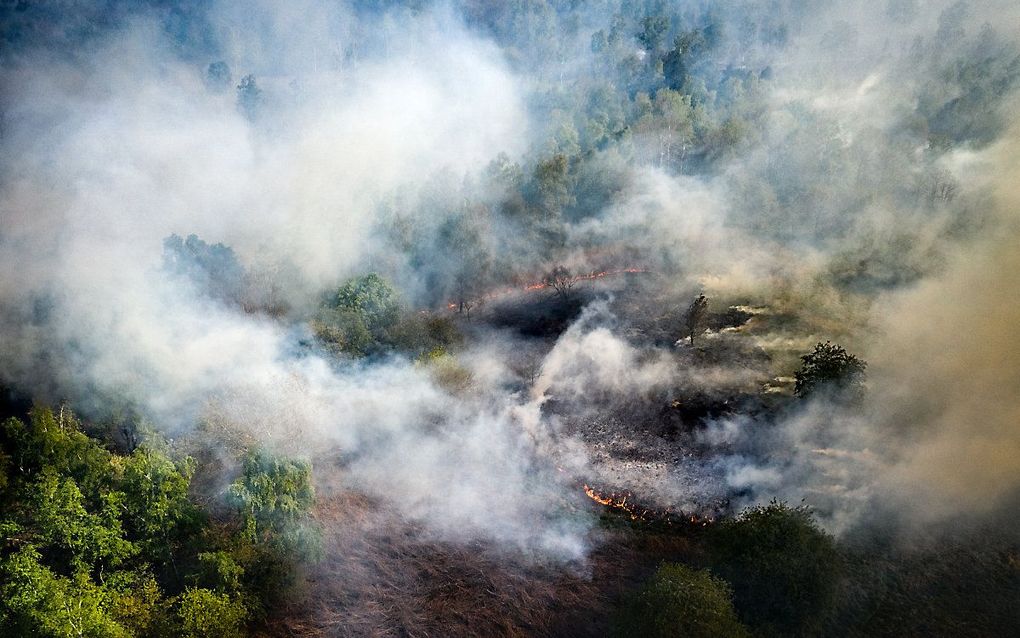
[0,5,592,558]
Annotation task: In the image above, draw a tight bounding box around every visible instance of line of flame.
[582,484,714,526]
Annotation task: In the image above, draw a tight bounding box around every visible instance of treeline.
[0,405,319,637]
[375,3,775,307]
[362,0,1020,304]
[15,1,1014,306]
[610,498,1020,638]
[613,502,839,638]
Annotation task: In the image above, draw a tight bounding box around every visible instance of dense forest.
[1,1,1019,636]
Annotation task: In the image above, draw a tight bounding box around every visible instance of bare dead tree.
[682,294,709,345]
[544,265,575,298]
[928,168,958,204]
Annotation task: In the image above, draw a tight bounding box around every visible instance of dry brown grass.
[262,489,699,638]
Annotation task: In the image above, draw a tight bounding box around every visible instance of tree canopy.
[794,341,867,400]
[613,563,749,638]
[0,406,317,637]
[709,501,841,635]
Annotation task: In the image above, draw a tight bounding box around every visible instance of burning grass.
[582,484,718,528]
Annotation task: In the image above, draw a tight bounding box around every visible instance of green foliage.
[533,154,574,219]
[196,551,244,593]
[0,545,135,638]
[709,501,841,635]
[107,572,165,637]
[332,273,401,332]
[175,587,246,638]
[118,446,201,563]
[226,450,320,618]
[363,5,787,300]
[613,563,749,638]
[32,470,137,573]
[317,272,462,358]
[415,347,473,393]
[163,233,246,305]
[228,450,315,547]
[2,407,114,500]
[638,15,670,53]
[0,408,181,636]
[315,272,402,356]
[435,209,494,311]
[635,88,698,170]
[0,405,320,637]
[312,307,374,356]
[387,313,462,357]
[794,341,867,400]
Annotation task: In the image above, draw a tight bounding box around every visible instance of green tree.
[1,406,114,501]
[633,88,697,169]
[436,209,493,314]
[0,545,137,638]
[533,153,574,220]
[176,587,246,638]
[32,470,136,573]
[709,501,841,635]
[0,406,278,636]
[163,233,247,306]
[706,116,749,162]
[387,313,462,357]
[331,273,401,333]
[638,15,670,54]
[118,446,201,578]
[613,563,749,638]
[226,450,320,615]
[0,405,331,636]
[228,451,315,547]
[195,551,244,593]
[794,341,867,400]
[663,30,709,91]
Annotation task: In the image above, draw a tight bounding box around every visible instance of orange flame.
[581,484,715,526]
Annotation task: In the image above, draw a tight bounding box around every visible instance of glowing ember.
[581,484,715,526]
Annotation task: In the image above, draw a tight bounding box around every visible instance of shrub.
[709,501,840,635]
[312,308,373,356]
[613,563,749,638]
[386,313,462,357]
[332,273,401,333]
[415,347,473,393]
[794,341,866,400]
[176,587,246,638]
[227,450,321,616]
